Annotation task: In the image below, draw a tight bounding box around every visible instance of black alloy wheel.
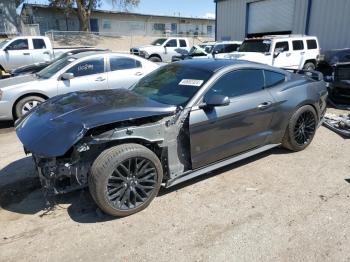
[293,111,316,146]
[106,157,157,210]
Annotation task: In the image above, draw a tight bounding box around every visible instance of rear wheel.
[89,144,163,217]
[15,96,46,119]
[282,105,317,151]
[149,56,162,63]
[303,62,316,71]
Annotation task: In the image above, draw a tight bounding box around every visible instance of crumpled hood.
[0,75,37,88]
[16,89,177,157]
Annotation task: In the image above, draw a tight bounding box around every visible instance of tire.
[15,96,46,119]
[89,143,163,217]
[149,56,162,63]
[282,105,318,152]
[303,62,316,71]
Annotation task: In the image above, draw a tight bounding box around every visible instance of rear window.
[307,40,318,50]
[110,57,141,71]
[264,70,286,88]
[292,40,304,51]
[180,40,187,47]
[33,38,46,49]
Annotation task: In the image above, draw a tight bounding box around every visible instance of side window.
[166,39,177,47]
[306,40,317,50]
[110,57,141,71]
[264,70,286,88]
[206,69,264,98]
[6,39,29,50]
[33,39,47,49]
[67,57,105,77]
[179,39,187,47]
[213,44,225,54]
[275,41,289,52]
[225,44,240,53]
[292,40,304,51]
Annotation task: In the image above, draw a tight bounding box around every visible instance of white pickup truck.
[130,37,191,63]
[0,36,85,77]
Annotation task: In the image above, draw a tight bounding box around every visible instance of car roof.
[175,59,257,72]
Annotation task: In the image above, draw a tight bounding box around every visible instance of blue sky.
[23,0,216,18]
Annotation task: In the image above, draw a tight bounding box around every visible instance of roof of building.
[21,3,215,22]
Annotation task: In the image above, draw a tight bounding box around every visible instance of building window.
[153,23,165,31]
[207,25,213,35]
[103,20,111,30]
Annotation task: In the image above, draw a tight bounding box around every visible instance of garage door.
[248,0,295,35]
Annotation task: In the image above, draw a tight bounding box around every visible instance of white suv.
[220,35,320,71]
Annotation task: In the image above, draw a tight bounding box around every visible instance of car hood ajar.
[16,89,177,157]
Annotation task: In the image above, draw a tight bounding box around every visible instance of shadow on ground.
[0,148,301,223]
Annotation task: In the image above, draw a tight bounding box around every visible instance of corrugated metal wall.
[308,0,350,50]
[216,0,350,50]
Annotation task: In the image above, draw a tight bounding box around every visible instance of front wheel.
[282,105,318,151]
[149,56,162,63]
[89,144,163,217]
[15,96,46,119]
[303,62,316,71]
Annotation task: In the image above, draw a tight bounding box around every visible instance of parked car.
[0,36,89,78]
[219,35,320,71]
[15,59,328,217]
[317,49,350,105]
[0,52,158,120]
[130,37,191,63]
[9,48,109,77]
[172,41,241,62]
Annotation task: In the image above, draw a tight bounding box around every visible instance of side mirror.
[61,72,74,80]
[200,94,230,109]
[273,48,284,58]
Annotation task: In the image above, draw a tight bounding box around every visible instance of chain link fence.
[45,30,215,52]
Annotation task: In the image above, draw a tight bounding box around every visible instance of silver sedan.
[0,52,159,120]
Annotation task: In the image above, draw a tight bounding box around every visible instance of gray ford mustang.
[15,59,328,217]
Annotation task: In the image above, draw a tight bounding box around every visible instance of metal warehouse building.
[215,0,350,51]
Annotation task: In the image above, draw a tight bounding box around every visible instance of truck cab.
[130,37,191,63]
[0,36,53,73]
[221,35,320,71]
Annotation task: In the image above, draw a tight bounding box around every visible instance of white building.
[21,4,215,37]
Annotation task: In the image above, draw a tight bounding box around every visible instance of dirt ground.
[0,109,349,262]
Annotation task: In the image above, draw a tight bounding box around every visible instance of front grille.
[334,64,350,81]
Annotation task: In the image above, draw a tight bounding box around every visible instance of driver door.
[57,56,108,95]
[272,41,291,68]
[4,39,33,70]
[162,39,178,62]
[189,69,276,169]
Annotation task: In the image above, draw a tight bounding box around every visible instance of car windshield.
[151,38,167,46]
[132,64,213,107]
[0,39,10,49]
[36,56,77,79]
[239,39,271,53]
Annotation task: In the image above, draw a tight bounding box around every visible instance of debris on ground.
[323,113,350,138]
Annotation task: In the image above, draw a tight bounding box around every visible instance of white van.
[219,35,320,71]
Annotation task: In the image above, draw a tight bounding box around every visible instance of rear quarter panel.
[265,75,327,144]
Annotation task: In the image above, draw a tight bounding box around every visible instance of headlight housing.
[139,50,148,58]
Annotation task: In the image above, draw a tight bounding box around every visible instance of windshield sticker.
[179,79,204,87]
[78,63,93,72]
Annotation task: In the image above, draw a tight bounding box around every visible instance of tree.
[49,0,140,31]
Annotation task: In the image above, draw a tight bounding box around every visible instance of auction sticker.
[179,79,204,87]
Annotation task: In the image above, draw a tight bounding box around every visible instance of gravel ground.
[0,109,349,262]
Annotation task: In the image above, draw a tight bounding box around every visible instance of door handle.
[23,53,30,55]
[135,72,144,76]
[286,53,291,57]
[301,52,305,55]
[43,51,50,55]
[257,101,272,110]
[95,77,106,82]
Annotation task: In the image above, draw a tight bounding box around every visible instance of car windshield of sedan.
[151,38,167,46]
[132,64,213,106]
[238,39,271,53]
[36,56,77,79]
